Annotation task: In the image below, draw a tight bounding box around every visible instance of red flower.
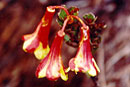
[69,27,100,76]
[35,30,68,81]
[22,7,55,59]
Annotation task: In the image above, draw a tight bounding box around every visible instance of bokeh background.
[0,0,130,87]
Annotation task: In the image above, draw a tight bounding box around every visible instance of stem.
[48,6,70,16]
[48,6,89,31]
[57,17,69,37]
[61,17,69,32]
[71,15,89,30]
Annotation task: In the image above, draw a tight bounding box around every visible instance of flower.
[22,7,55,60]
[35,30,68,81]
[69,27,100,76]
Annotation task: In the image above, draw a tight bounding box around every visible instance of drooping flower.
[69,27,100,76]
[35,30,68,81]
[22,7,55,60]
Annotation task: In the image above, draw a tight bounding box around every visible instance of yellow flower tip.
[75,71,78,74]
[74,67,79,74]
[60,67,68,81]
[34,42,50,60]
[38,75,45,79]
[65,67,70,73]
[37,62,49,78]
[92,58,100,72]
[22,44,27,52]
[61,74,68,81]
[38,71,46,78]
[87,63,98,77]
[87,58,100,77]
[87,69,97,77]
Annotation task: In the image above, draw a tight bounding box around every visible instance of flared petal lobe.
[69,28,100,76]
[22,7,55,59]
[36,31,68,81]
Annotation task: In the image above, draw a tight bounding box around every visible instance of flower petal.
[60,66,68,81]
[23,35,39,52]
[34,42,50,60]
[36,57,50,78]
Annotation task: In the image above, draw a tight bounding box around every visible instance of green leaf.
[83,13,95,20]
[57,6,67,26]
[56,18,63,26]
[73,12,78,16]
[68,7,79,16]
[64,35,70,42]
[83,13,96,23]
[58,9,67,20]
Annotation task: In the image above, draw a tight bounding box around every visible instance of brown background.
[0,0,130,87]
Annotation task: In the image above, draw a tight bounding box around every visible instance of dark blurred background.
[0,0,130,87]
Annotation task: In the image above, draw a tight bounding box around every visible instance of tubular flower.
[22,7,55,60]
[69,27,100,76]
[35,30,68,81]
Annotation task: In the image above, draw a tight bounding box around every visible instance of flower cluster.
[22,6,100,81]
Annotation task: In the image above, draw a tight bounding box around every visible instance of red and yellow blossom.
[22,7,55,60]
[35,30,68,81]
[69,27,100,76]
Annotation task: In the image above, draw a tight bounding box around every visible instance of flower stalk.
[48,6,89,30]
[71,15,89,30]
[48,6,70,15]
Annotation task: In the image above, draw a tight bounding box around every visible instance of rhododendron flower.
[22,7,55,60]
[35,30,68,81]
[69,27,100,76]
